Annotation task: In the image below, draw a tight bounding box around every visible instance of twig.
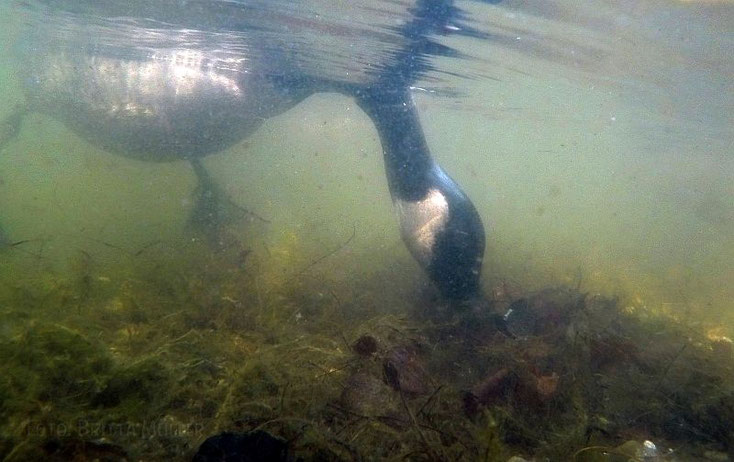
[416,385,443,417]
[653,342,688,393]
[290,224,356,280]
[232,203,271,224]
[574,266,584,291]
[70,234,161,258]
[398,387,443,461]
[86,236,126,252]
[134,240,162,256]
[307,360,355,380]
[339,331,351,352]
[573,445,641,461]
[327,403,369,420]
[328,434,363,462]
[1,238,46,259]
[253,417,315,433]
[279,381,289,413]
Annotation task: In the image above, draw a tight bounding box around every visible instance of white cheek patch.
[394,188,449,268]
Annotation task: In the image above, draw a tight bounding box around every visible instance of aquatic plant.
[0,236,732,461]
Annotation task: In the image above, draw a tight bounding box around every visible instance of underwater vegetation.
[0,231,732,461]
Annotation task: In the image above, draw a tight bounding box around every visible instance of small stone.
[340,371,397,416]
[383,346,432,395]
[711,338,733,363]
[535,373,559,400]
[704,450,730,462]
[352,335,378,356]
[472,368,512,405]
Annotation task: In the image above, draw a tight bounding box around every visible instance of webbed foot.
[0,105,25,152]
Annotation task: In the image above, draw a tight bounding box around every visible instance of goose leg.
[0,106,27,246]
[0,106,25,152]
[188,158,269,247]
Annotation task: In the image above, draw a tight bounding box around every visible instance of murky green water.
[0,0,732,460]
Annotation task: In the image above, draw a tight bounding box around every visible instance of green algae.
[0,237,733,461]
